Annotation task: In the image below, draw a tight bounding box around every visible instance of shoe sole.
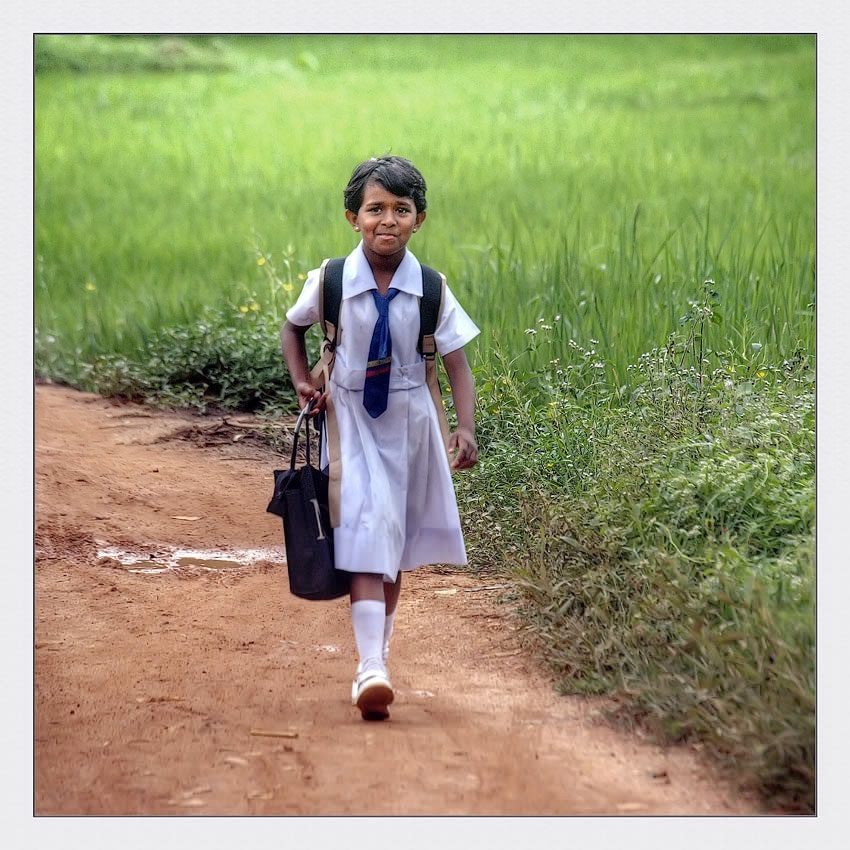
[356,680,394,721]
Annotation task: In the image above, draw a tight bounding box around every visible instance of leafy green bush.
[38,296,307,415]
[36,243,309,415]
[455,282,815,811]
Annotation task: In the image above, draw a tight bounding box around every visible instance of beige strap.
[309,322,336,388]
[310,260,344,528]
[314,352,342,527]
[423,274,451,453]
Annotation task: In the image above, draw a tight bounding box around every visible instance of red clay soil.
[34,383,763,816]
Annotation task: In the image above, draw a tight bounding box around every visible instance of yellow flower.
[239,305,249,313]
[757,370,766,378]
[85,281,96,292]
[257,257,266,266]
[283,283,294,292]
[249,303,259,312]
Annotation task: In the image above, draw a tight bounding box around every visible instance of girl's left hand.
[448,427,478,471]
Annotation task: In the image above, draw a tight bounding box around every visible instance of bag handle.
[290,399,318,471]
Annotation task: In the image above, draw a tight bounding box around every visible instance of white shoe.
[352,665,394,721]
[351,652,389,698]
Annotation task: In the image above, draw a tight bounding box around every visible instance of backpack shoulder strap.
[310,256,344,386]
[311,257,346,529]
[418,264,450,451]
[319,257,345,346]
[418,264,445,357]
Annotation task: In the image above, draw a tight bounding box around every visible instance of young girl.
[280,155,479,721]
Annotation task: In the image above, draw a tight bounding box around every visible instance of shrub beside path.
[34,384,761,816]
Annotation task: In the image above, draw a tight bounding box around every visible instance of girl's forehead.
[361,180,414,205]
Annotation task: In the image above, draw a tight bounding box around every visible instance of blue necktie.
[363,288,399,418]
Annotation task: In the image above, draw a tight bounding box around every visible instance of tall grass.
[35,34,814,385]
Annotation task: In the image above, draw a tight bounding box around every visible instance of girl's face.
[345,180,426,262]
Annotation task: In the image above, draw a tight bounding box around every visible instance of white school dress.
[285,243,480,583]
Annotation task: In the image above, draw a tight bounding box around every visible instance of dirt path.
[34,383,760,816]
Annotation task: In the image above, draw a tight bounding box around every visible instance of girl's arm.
[280,320,327,414]
[442,347,478,470]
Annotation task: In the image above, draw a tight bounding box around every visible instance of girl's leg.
[350,572,386,603]
[350,573,394,719]
[382,573,402,662]
[350,573,386,672]
[384,572,402,613]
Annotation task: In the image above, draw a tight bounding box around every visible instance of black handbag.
[266,401,350,601]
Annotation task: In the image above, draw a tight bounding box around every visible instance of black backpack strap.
[418,264,445,358]
[418,264,450,450]
[319,257,345,348]
[310,256,345,395]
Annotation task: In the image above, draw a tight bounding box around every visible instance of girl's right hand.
[296,381,328,416]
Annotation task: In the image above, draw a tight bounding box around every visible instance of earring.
[354,226,360,231]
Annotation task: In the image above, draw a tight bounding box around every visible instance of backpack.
[317,256,444,363]
[308,256,452,527]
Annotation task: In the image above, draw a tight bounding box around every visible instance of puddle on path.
[97,543,282,574]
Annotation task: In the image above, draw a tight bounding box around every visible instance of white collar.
[342,242,423,298]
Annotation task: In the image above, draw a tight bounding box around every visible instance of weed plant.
[455,282,815,812]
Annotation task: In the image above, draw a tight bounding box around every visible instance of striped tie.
[363,288,399,418]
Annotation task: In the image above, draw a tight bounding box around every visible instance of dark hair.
[343,155,427,214]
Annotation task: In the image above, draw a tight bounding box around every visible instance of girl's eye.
[365,204,411,215]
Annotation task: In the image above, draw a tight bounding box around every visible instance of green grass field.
[34,34,816,811]
[35,34,814,380]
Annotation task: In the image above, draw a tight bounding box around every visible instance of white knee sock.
[383,609,396,661]
[351,599,386,672]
